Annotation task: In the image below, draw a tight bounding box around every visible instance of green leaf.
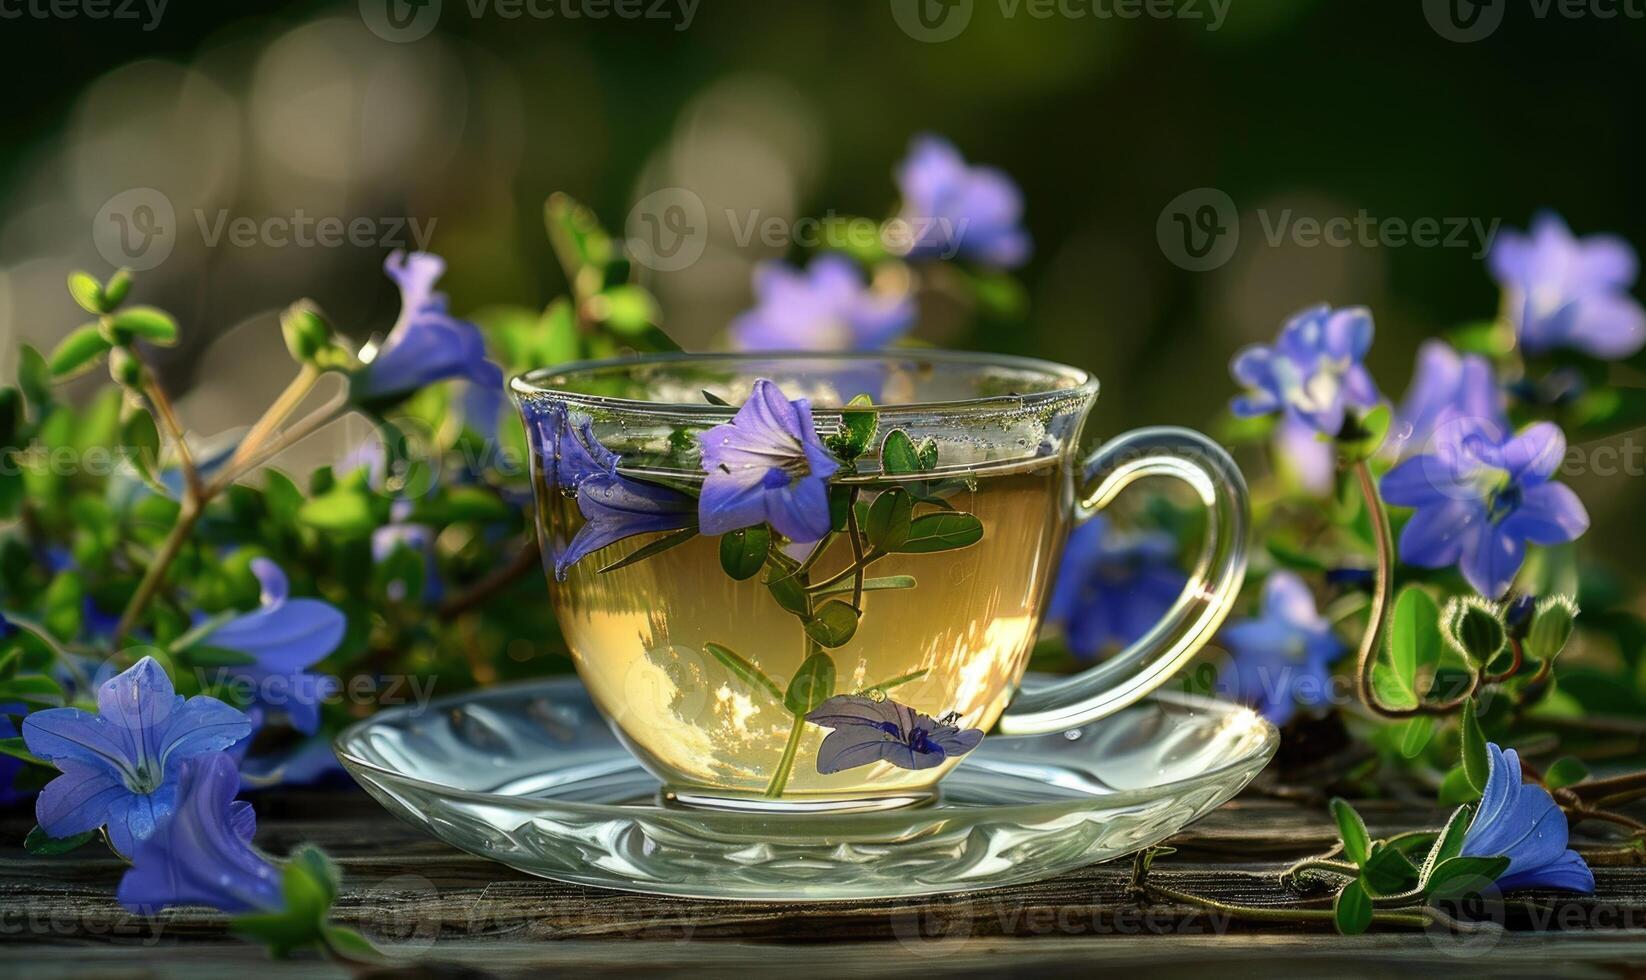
[24,825,98,855]
[288,844,341,907]
[123,410,162,489]
[1370,663,1419,712]
[0,737,46,766]
[1447,598,1506,667]
[43,572,84,642]
[108,307,179,346]
[704,642,783,702]
[297,490,377,536]
[320,925,381,962]
[1460,699,1490,795]
[1333,879,1373,935]
[1396,715,1434,759]
[1425,855,1509,902]
[719,526,770,581]
[765,569,811,616]
[594,285,660,337]
[1438,766,1482,805]
[103,268,132,308]
[893,513,983,553]
[803,600,860,648]
[783,653,836,715]
[1544,756,1590,790]
[880,429,922,474]
[701,389,731,406]
[0,674,65,706]
[596,526,699,573]
[67,271,106,314]
[1330,797,1372,867]
[17,344,51,415]
[263,471,304,524]
[1390,585,1441,680]
[48,325,112,377]
[544,193,614,277]
[825,394,877,462]
[1360,845,1420,897]
[1421,805,1475,881]
[865,488,913,550]
[862,668,929,695]
[917,438,938,471]
[813,574,917,598]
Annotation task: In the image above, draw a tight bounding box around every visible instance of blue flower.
[372,500,443,603]
[1390,340,1506,459]
[895,134,1031,268]
[1462,742,1594,893]
[354,251,505,404]
[117,753,282,914]
[1217,572,1347,726]
[1489,212,1646,359]
[526,403,696,578]
[697,379,839,543]
[805,695,983,773]
[199,560,345,735]
[1230,304,1381,438]
[22,657,251,857]
[0,702,27,806]
[1046,516,1186,659]
[1381,418,1588,598]
[1273,417,1336,497]
[730,255,915,352]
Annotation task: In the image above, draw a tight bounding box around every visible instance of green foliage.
[783,653,836,715]
[826,393,878,463]
[719,526,770,580]
[1330,797,1371,866]
[1459,699,1490,796]
[232,846,379,962]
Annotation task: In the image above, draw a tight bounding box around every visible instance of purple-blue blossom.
[1489,212,1646,359]
[1390,340,1505,459]
[199,559,345,735]
[805,695,983,773]
[895,134,1031,268]
[730,255,915,351]
[526,403,696,578]
[1461,742,1594,893]
[0,702,26,806]
[373,500,442,603]
[1217,572,1347,726]
[354,251,504,405]
[116,752,283,914]
[1046,516,1186,659]
[1381,419,1588,598]
[697,379,839,543]
[1230,304,1381,438]
[22,657,251,857]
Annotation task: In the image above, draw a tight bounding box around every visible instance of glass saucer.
[334,676,1276,901]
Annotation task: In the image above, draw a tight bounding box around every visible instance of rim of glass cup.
[509,349,1100,417]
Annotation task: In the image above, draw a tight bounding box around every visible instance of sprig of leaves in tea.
[542,378,987,796]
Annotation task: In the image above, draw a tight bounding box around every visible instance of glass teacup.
[513,351,1249,812]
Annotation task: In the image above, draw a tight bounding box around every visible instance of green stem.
[113,500,200,646]
[809,549,887,593]
[845,488,865,612]
[764,712,807,798]
[1139,880,1431,928]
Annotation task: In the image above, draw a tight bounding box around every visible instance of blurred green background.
[1,0,1643,561]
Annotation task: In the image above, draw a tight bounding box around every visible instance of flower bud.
[281,300,332,362]
[1444,596,1506,667]
[1525,595,1578,662]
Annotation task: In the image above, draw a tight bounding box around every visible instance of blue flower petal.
[1500,483,1589,546]
[1462,744,1594,893]
[1459,525,1526,599]
[35,760,130,840]
[105,779,177,858]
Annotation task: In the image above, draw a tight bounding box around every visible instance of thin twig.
[438,536,542,621]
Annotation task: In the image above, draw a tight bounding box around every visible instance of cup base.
[662,786,937,814]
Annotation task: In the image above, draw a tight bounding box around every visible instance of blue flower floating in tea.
[1461,742,1594,893]
[1380,418,1587,598]
[895,134,1031,268]
[697,378,840,543]
[22,656,251,857]
[526,403,696,578]
[117,752,282,915]
[1229,304,1381,438]
[730,255,915,352]
[1488,211,1646,360]
[805,694,983,773]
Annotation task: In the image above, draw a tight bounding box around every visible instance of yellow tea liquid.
[544,461,1069,799]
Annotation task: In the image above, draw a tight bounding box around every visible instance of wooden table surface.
[3,789,1645,978]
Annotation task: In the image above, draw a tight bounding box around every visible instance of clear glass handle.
[998,427,1250,735]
